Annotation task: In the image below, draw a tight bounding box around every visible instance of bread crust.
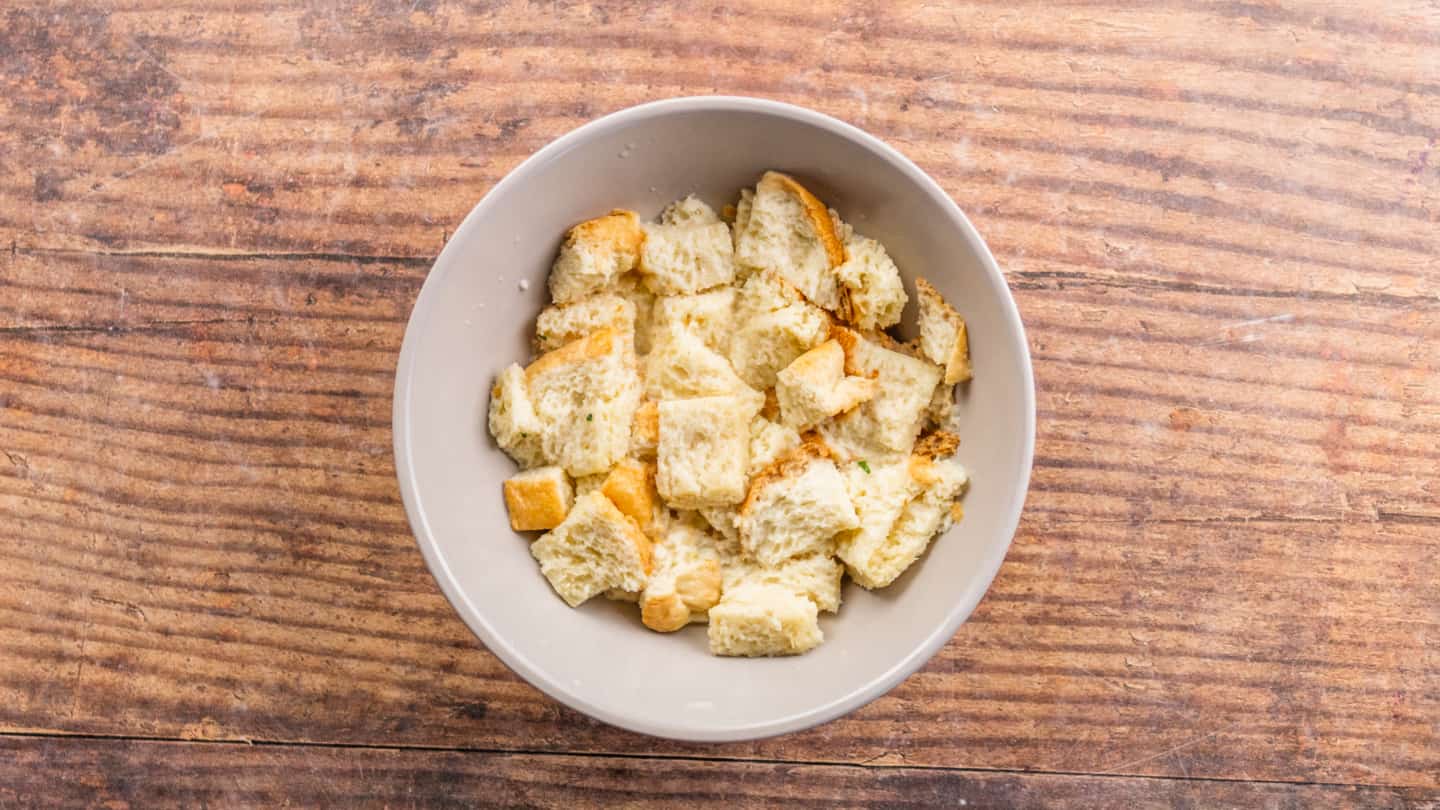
[766,172,847,269]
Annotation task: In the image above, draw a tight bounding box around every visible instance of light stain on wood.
[1,0,1437,804]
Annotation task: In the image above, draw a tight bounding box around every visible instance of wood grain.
[1,0,1438,801]
[0,735,1429,809]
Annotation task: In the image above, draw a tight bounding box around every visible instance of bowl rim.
[393,95,1036,742]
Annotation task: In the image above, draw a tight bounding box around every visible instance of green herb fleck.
[586,413,593,422]
[858,460,871,474]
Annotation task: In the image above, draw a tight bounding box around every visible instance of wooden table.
[2,1,1437,806]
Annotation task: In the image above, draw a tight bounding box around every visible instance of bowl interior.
[394,98,1034,741]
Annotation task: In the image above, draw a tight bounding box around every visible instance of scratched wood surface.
[2,0,1438,805]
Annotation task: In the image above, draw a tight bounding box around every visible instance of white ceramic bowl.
[393,97,1035,741]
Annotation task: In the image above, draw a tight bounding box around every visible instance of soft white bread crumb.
[835,235,907,331]
[610,272,656,355]
[661,195,722,226]
[549,210,645,304]
[749,415,802,475]
[531,491,653,607]
[821,326,942,460]
[639,221,736,295]
[645,326,764,413]
[839,432,968,589]
[723,552,844,613]
[640,520,723,632]
[629,400,659,459]
[600,457,656,529]
[775,339,881,431]
[503,466,574,531]
[524,328,642,477]
[699,506,741,552]
[534,293,636,353]
[738,442,860,566]
[656,396,752,509]
[734,172,847,311]
[728,300,831,390]
[652,287,735,354]
[574,473,606,496]
[708,583,823,656]
[915,277,973,384]
[488,363,547,468]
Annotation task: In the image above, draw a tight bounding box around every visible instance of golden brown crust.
[949,502,965,523]
[523,327,617,383]
[764,172,847,268]
[588,490,654,575]
[760,388,781,421]
[630,400,659,455]
[567,209,645,256]
[502,473,571,531]
[739,435,834,517]
[913,430,961,460]
[640,592,690,632]
[601,458,655,529]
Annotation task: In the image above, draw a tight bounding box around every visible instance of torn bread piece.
[708,583,823,657]
[656,395,752,509]
[531,491,653,607]
[488,363,547,469]
[839,431,968,589]
[834,234,907,331]
[640,218,736,295]
[640,520,723,632]
[600,457,656,529]
[738,441,859,566]
[915,277,973,384]
[699,506,742,553]
[525,328,642,477]
[734,171,847,310]
[749,414,802,475]
[775,339,881,431]
[728,299,831,390]
[534,293,636,353]
[549,210,645,304]
[661,195,722,226]
[651,287,735,354]
[822,326,942,460]
[723,552,845,614]
[644,325,765,413]
[503,466,574,531]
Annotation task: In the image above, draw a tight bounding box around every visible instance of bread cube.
[915,277,973,384]
[503,466,574,531]
[488,363,547,468]
[525,328,642,477]
[656,396,751,509]
[534,293,636,353]
[600,457,656,529]
[775,339,881,431]
[708,583,823,656]
[639,221,736,295]
[661,195,722,226]
[640,520,723,632]
[822,326,942,460]
[734,172,847,311]
[728,300,830,390]
[531,492,653,607]
[834,235,907,331]
[723,552,845,613]
[548,210,645,304]
[644,326,764,413]
[738,446,859,566]
[652,287,735,353]
[748,415,802,475]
